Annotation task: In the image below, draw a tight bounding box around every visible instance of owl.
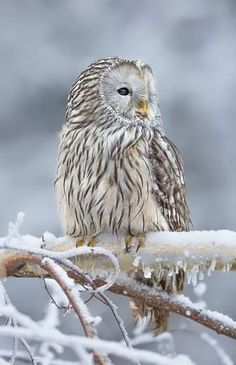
[55,57,192,334]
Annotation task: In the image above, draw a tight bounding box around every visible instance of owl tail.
[130,300,169,335]
[130,269,185,335]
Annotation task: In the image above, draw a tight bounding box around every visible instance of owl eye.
[117,87,130,96]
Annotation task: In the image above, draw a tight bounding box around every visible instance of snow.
[0,272,197,364]
[0,215,235,364]
[174,294,236,330]
[97,229,236,249]
[7,211,25,240]
[1,224,236,290]
[133,255,141,267]
[0,325,196,365]
[0,217,120,292]
[2,217,236,337]
[41,257,101,327]
[131,332,176,357]
[118,276,236,335]
[0,282,6,307]
[204,309,236,329]
[0,351,81,365]
[1,3,236,362]
[1,214,236,283]
[194,283,207,297]
[144,266,152,279]
[199,271,205,281]
[146,230,236,247]
[87,230,236,289]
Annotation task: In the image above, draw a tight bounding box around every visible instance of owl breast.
[56,126,169,237]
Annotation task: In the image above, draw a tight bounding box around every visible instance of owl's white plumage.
[55,57,191,333]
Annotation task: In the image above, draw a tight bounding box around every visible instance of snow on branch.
[103,277,236,340]
[1,236,236,342]
[1,214,236,364]
[0,323,195,365]
[1,229,236,280]
[41,257,110,365]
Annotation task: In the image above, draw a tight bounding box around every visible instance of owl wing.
[150,131,192,232]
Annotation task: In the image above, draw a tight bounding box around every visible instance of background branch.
[41,257,112,365]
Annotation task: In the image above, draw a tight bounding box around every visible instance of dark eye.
[117,87,130,96]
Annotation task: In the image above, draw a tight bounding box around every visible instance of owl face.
[100,60,158,122]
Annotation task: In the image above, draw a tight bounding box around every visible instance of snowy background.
[0,0,236,363]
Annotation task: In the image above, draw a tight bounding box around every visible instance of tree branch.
[42,258,112,365]
[100,278,236,340]
[1,230,236,278]
[2,249,236,342]
[21,254,112,365]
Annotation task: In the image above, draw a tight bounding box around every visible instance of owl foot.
[76,238,85,247]
[76,237,96,247]
[136,233,146,252]
[125,234,146,253]
[125,235,133,253]
[87,237,96,247]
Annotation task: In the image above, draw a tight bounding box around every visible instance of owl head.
[99,58,159,123]
[67,57,162,128]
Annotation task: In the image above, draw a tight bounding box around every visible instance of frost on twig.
[0,281,37,365]
[0,304,196,365]
[102,277,236,340]
[41,257,111,365]
[201,333,233,365]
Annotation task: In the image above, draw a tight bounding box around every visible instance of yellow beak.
[138,100,148,118]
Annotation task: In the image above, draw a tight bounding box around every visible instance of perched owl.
[55,57,191,334]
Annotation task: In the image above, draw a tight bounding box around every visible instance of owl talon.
[76,238,85,247]
[136,234,146,252]
[87,237,96,247]
[125,235,133,253]
[76,237,96,247]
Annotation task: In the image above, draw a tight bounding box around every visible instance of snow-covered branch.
[1,230,236,281]
[1,242,236,342]
[1,215,236,365]
[41,257,111,365]
[103,277,236,340]
[0,323,195,365]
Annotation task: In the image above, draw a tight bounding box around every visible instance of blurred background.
[0,1,236,364]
